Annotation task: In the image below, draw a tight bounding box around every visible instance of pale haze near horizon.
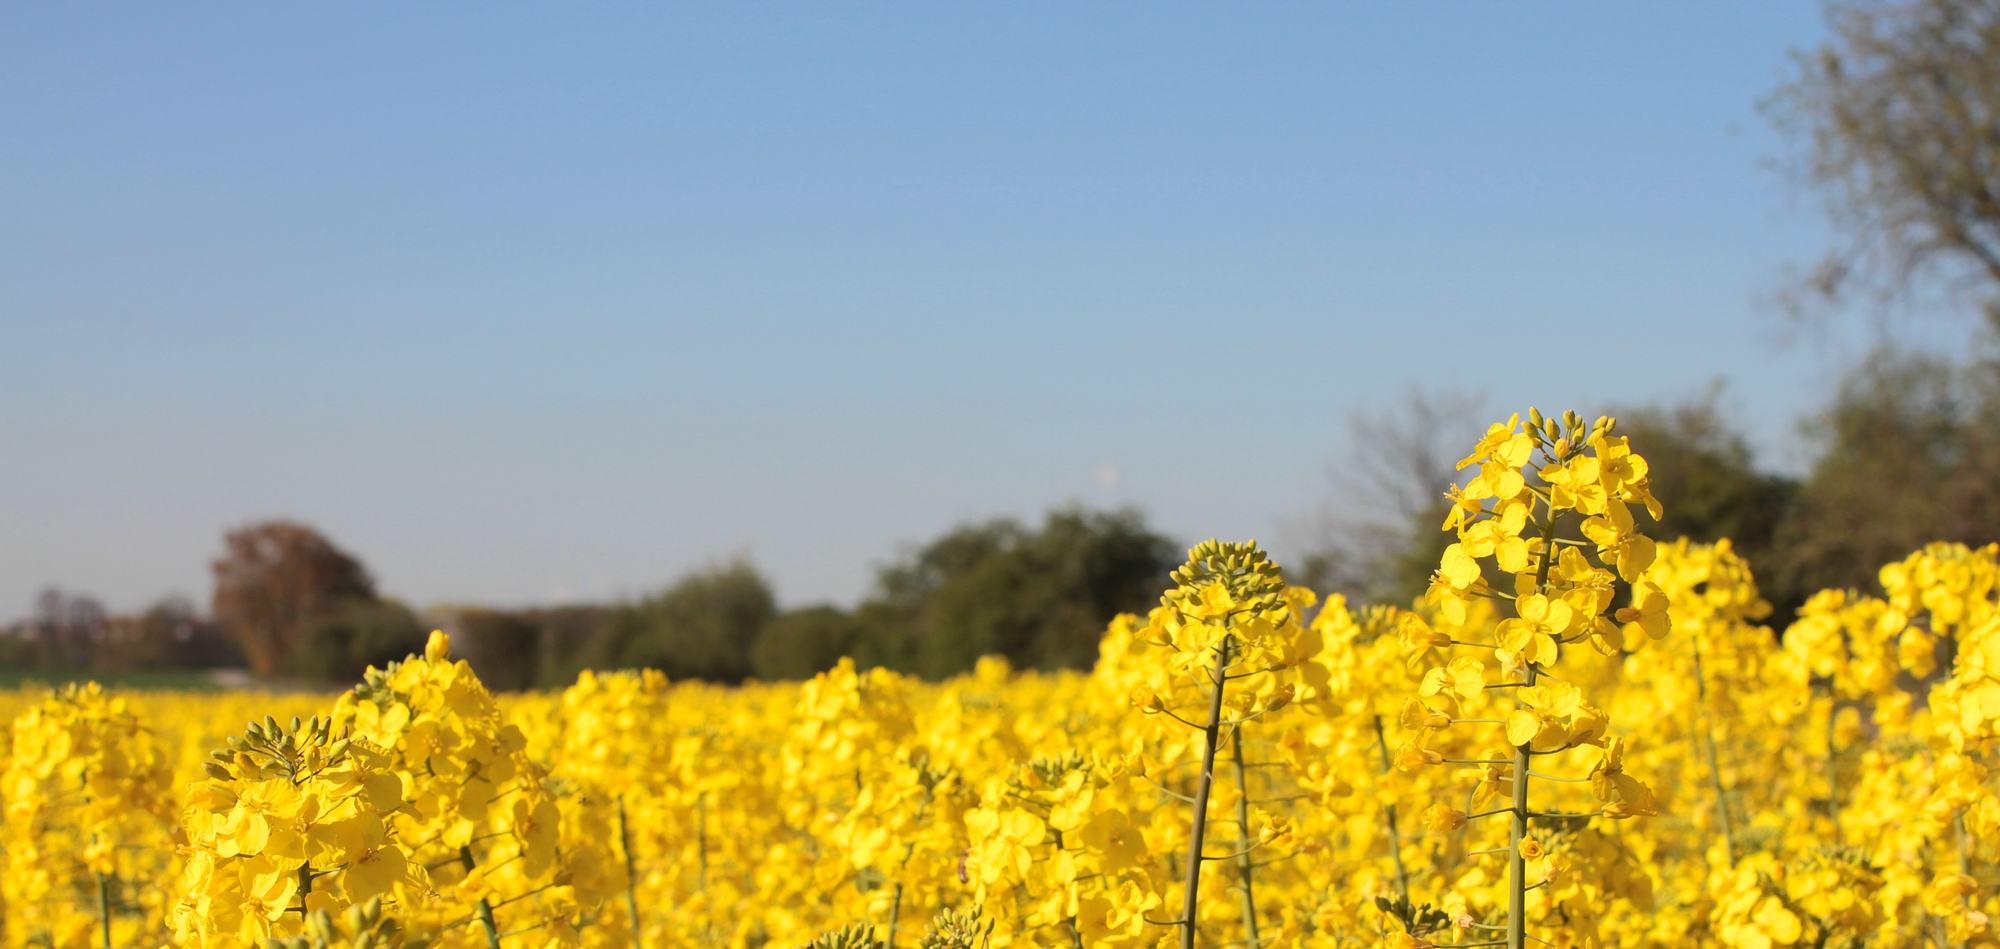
[1,3,1908,616]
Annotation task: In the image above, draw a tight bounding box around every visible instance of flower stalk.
[97,871,113,949]
[617,795,642,947]
[1371,715,1411,900]
[1229,722,1260,949]
[1178,640,1231,949]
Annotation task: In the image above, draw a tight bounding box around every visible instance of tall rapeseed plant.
[1128,541,1305,949]
[1397,410,1665,949]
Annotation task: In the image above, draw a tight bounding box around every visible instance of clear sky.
[3,2,1877,614]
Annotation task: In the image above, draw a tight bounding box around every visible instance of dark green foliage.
[748,507,1177,680]
[434,605,608,690]
[1619,401,1799,558]
[752,606,872,681]
[578,559,776,683]
[1617,399,1803,614]
[282,598,429,684]
[448,608,545,692]
[1767,349,2000,606]
[859,507,1179,678]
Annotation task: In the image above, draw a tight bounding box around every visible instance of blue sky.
[2,3,1893,613]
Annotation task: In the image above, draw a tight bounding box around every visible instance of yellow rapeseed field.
[7,410,1996,949]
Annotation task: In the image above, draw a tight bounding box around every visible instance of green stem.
[1692,642,1737,867]
[1179,639,1232,949]
[1507,503,1562,949]
[478,898,503,949]
[96,872,112,949]
[1507,670,1534,949]
[888,883,904,949]
[1229,726,1261,949]
[1371,715,1411,900]
[292,861,313,915]
[617,795,642,948]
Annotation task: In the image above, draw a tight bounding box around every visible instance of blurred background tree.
[572,558,776,683]
[0,592,240,678]
[98,597,243,671]
[6,508,1176,686]
[584,508,1176,683]
[1754,0,2000,609]
[1764,350,2000,601]
[751,605,878,681]
[852,506,1179,678]
[25,587,105,670]
[209,521,377,678]
[282,597,429,684]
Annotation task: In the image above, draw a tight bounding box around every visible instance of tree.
[1767,0,2000,320]
[752,605,872,681]
[446,608,546,692]
[284,598,429,684]
[27,587,106,670]
[860,507,1179,678]
[1614,397,1805,615]
[210,521,375,678]
[1769,348,2000,599]
[1759,0,2000,613]
[97,597,244,671]
[579,558,776,683]
[1614,401,1798,557]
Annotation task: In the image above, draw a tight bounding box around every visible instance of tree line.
[21,507,1175,687]
[19,354,2000,689]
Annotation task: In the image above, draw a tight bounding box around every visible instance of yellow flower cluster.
[3,683,176,949]
[13,409,2000,949]
[330,632,622,949]
[1390,411,1667,949]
